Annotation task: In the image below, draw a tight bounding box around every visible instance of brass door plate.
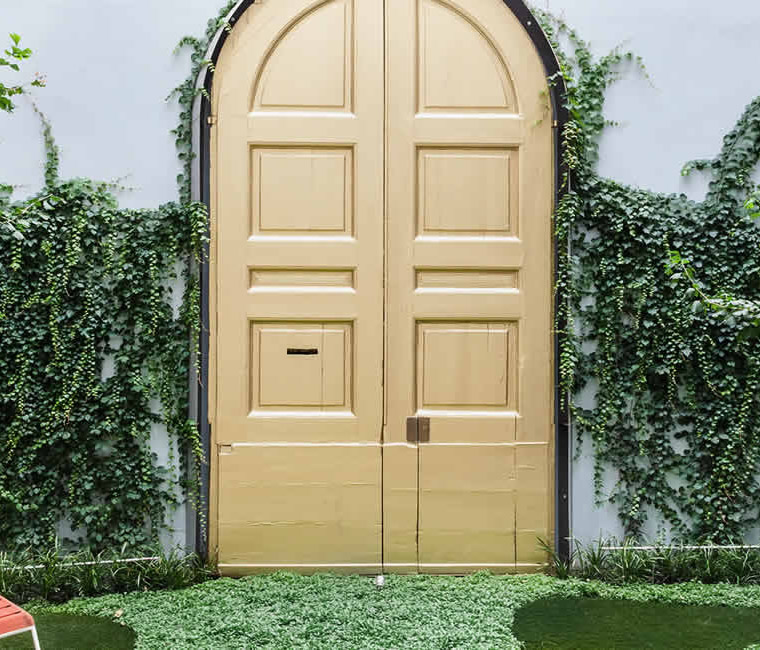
[406,416,430,443]
[406,417,418,443]
[418,417,430,442]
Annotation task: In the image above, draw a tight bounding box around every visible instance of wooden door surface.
[210,0,554,574]
[383,0,555,573]
[210,0,385,573]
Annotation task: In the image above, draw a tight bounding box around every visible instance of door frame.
[191,0,571,563]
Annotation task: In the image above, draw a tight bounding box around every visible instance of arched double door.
[209,0,554,574]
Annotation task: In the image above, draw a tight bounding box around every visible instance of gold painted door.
[383,0,555,572]
[210,0,384,573]
[210,0,554,575]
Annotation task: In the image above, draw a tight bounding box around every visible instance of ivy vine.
[0,2,238,551]
[169,0,237,202]
[536,12,760,541]
[0,33,45,114]
[0,114,206,547]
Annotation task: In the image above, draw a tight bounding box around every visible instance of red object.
[0,596,41,649]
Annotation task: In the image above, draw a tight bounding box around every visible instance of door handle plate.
[406,416,431,443]
[418,417,430,442]
[406,416,418,443]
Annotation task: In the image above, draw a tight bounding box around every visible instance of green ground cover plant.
[23,574,760,650]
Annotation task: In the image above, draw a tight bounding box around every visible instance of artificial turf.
[515,597,760,649]
[20,574,760,649]
[0,614,135,650]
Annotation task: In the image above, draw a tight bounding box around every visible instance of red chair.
[0,595,41,649]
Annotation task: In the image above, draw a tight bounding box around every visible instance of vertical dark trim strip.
[195,92,212,559]
[194,2,253,560]
[194,0,571,562]
[553,106,572,562]
[500,0,571,563]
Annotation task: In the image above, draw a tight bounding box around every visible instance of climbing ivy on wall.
[170,0,238,203]
[0,3,238,550]
[0,114,207,548]
[535,11,760,541]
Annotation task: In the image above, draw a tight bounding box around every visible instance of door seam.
[380,0,388,574]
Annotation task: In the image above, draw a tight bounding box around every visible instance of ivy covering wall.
[1,3,759,550]
[0,111,206,548]
[537,12,760,541]
[0,2,240,551]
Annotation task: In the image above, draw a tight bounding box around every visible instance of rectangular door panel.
[419,445,516,568]
[217,444,381,574]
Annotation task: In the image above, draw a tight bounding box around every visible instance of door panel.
[384,0,554,572]
[417,0,517,112]
[211,0,384,573]
[218,445,381,570]
[419,445,516,567]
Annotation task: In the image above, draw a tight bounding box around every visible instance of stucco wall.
[1,0,759,549]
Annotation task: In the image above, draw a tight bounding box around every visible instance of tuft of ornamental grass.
[0,541,216,604]
[541,537,760,585]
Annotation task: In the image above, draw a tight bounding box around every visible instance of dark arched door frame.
[193,0,571,561]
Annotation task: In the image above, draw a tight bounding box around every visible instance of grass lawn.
[0,614,135,650]
[17,574,760,649]
[515,597,760,649]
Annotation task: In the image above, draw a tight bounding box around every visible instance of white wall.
[2,0,759,548]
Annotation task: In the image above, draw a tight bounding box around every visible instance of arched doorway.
[204,0,562,574]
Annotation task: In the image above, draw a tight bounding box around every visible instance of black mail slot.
[287,347,319,355]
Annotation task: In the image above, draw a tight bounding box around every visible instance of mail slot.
[254,323,350,408]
